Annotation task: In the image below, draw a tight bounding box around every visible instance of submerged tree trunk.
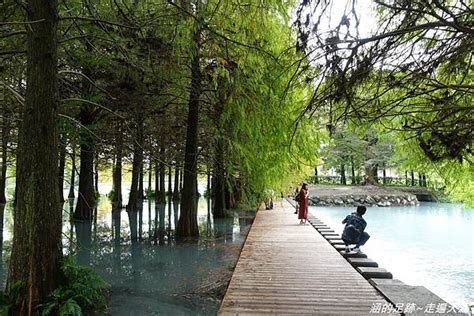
[206,167,210,196]
[6,0,64,312]
[94,151,99,195]
[179,166,183,192]
[139,160,144,201]
[0,117,10,204]
[168,165,172,195]
[177,28,201,238]
[158,146,166,203]
[68,142,76,199]
[148,161,152,196]
[127,118,144,213]
[75,108,96,220]
[213,137,226,218]
[155,160,160,201]
[0,204,5,257]
[58,135,66,203]
[173,164,180,200]
[112,130,123,210]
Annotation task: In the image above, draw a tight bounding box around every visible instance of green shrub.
[0,281,24,315]
[37,258,109,315]
[145,188,155,199]
[108,189,116,202]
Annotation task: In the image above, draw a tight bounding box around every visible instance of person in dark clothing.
[293,187,299,214]
[341,206,370,253]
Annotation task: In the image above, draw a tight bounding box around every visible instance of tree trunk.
[168,165,172,195]
[68,142,76,199]
[94,151,99,195]
[213,137,226,218]
[173,164,180,200]
[58,135,66,203]
[363,165,378,185]
[405,170,408,186]
[6,0,64,312]
[206,166,210,196]
[139,160,144,200]
[382,163,387,185]
[177,29,201,238]
[154,160,160,201]
[0,204,5,257]
[340,163,346,185]
[112,131,123,210]
[179,166,183,192]
[351,159,356,185]
[314,166,319,184]
[159,146,166,203]
[74,220,92,266]
[127,118,144,213]
[411,170,415,186]
[148,161,152,195]
[0,117,10,204]
[75,108,96,220]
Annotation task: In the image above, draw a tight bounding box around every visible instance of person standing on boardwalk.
[293,187,300,214]
[298,183,309,224]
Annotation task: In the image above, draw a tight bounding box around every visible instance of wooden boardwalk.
[219,200,398,315]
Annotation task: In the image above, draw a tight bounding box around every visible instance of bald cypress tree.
[6,0,64,313]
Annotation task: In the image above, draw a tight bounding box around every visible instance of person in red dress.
[298,183,309,224]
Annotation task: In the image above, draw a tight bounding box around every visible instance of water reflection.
[74,220,92,266]
[112,209,121,275]
[0,195,255,315]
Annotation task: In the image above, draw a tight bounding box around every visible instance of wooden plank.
[219,200,398,315]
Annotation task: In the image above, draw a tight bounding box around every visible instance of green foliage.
[107,189,116,203]
[36,259,109,316]
[392,136,474,206]
[145,188,155,199]
[321,127,395,178]
[0,281,25,315]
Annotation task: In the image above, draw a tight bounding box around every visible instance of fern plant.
[36,258,109,315]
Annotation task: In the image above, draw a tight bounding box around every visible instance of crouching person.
[341,206,370,253]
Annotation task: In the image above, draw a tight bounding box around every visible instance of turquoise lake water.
[309,203,474,312]
[0,197,255,315]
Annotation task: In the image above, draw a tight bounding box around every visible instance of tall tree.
[6,0,64,313]
[176,24,202,238]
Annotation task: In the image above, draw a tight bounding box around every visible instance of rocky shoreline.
[309,193,419,207]
[307,185,434,207]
